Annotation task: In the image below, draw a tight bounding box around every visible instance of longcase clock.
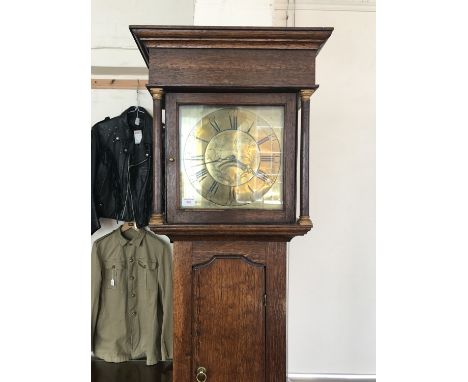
[131,25,333,382]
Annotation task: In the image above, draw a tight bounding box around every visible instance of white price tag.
[183,198,196,207]
[134,130,142,144]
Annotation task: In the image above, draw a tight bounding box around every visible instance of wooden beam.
[91,79,148,90]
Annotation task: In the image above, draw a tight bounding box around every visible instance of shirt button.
[131,293,136,298]
[130,275,135,280]
[129,258,134,263]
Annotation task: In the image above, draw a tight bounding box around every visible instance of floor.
[91,358,172,382]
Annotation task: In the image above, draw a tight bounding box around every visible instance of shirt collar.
[114,226,146,247]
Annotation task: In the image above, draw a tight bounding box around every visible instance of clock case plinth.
[131,26,332,382]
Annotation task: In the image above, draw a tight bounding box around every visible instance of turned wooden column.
[149,87,165,225]
[298,89,315,226]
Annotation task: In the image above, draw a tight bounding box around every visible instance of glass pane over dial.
[180,105,284,209]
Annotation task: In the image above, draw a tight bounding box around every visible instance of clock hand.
[232,157,272,184]
[204,158,222,165]
[191,155,235,167]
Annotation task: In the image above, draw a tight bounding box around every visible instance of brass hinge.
[263,294,267,306]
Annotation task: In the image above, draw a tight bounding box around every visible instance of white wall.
[275,3,376,375]
[92,0,375,375]
[92,0,194,67]
[194,0,274,26]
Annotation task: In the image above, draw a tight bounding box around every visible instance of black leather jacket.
[91,107,152,234]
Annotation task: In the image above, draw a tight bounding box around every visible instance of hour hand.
[234,158,249,171]
[204,154,235,166]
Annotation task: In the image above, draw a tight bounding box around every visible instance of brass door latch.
[196,366,207,382]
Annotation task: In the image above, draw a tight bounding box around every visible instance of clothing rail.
[91,79,148,90]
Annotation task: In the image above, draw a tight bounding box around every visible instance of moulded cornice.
[130,25,333,67]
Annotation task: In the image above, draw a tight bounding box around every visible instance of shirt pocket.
[103,260,126,289]
[138,259,158,290]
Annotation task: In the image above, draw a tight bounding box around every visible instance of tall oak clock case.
[131,26,332,382]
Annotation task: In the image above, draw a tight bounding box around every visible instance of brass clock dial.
[182,107,282,208]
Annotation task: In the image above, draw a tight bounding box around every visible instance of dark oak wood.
[130,25,332,382]
[148,48,316,89]
[150,223,311,242]
[130,26,333,67]
[149,88,164,225]
[265,242,287,381]
[193,256,265,381]
[298,90,314,226]
[165,92,297,225]
[172,242,192,382]
[171,241,287,382]
[130,26,332,91]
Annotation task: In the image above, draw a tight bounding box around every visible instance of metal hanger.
[130,80,145,122]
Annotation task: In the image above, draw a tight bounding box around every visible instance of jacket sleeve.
[91,241,102,351]
[91,126,101,234]
[158,243,173,360]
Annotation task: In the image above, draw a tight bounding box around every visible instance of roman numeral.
[229,113,238,130]
[257,135,273,146]
[195,168,208,181]
[209,119,221,133]
[207,180,220,196]
[260,153,281,162]
[255,169,271,183]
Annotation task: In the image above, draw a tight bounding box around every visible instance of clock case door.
[165,92,297,224]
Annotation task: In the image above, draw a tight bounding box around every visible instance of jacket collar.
[114,226,146,247]
[120,106,149,130]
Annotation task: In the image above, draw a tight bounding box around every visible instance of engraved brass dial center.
[205,130,260,187]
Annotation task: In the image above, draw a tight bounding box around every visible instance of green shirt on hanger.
[91,227,173,365]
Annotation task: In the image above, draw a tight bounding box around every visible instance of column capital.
[149,87,164,100]
[299,89,315,101]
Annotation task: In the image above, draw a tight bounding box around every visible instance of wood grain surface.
[172,242,193,382]
[192,256,266,381]
[152,94,164,219]
[130,25,334,67]
[149,48,316,89]
[150,223,312,242]
[172,240,288,382]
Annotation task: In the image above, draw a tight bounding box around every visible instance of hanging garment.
[91,227,173,365]
[92,107,153,234]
